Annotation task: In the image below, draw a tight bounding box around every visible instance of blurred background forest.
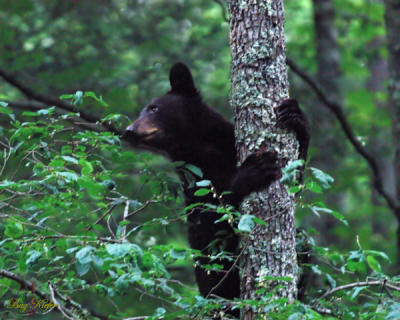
[0,0,398,319]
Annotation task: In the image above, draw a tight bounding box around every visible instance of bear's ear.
[169,62,198,96]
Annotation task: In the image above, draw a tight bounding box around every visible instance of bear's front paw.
[276,99,307,132]
[276,99,310,160]
[240,151,281,187]
[228,151,282,206]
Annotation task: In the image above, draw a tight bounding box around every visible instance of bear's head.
[124,63,203,154]
[124,62,235,164]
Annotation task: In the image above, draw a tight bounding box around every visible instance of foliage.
[0,0,398,319]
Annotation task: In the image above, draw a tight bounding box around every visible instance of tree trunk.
[309,0,344,247]
[384,0,400,266]
[228,1,298,318]
[313,0,341,103]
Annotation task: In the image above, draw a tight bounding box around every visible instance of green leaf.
[26,251,42,265]
[62,155,79,164]
[153,307,166,317]
[0,101,9,108]
[78,177,104,199]
[106,243,138,258]
[170,249,186,260]
[289,185,302,194]
[57,171,79,182]
[0,103,12,114]
[364,250,390,262]
[75,246,95,264]
[310,167,334,189]
[0,102,15,121]
[185,164,203,178]
[387,302,400,320]
[59,94,75,100]
[5,222,23,239]
[84,91,108,107]
[238,214,255,232]
[305,181,323,194]
[280,159,304,184]
[73,91,84,105]
[194,188,210,196]
[310,205,348,226]
[79,159,94,176]
[325,273,336,289]
[76,261,91,276]
[367,255,382,274]
[350,286,366,300]
[253,217,268,226]
[196,180,211,187]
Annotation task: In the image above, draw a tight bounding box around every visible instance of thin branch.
[48,282,74,320]
[286,58,399,215]
[126,200,157,218]
[316,279,400,303]
[88,203,118,231]
[121,200,130,242]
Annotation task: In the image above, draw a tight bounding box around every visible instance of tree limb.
[0,269,49,301]
[5,100,48,111]
[316,279,400,302]
[286,58,399,215]
[0,68,121,134]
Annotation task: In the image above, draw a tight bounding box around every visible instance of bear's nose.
[122,123,138,139]
[126,123,137,133]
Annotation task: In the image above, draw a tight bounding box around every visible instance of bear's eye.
[148,105,159,114]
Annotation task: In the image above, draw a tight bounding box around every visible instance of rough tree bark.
[228,1,299,317]
[384,0,400,265]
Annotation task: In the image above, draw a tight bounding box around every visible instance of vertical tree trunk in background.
[366,37,395,236]
[384,0,400,266]
[313,0,341,103]
[228,1,298,317]
[310,0,344,247]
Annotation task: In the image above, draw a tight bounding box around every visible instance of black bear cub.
[124,62,309,315]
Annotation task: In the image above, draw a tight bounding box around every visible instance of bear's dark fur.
[124,62,309,314]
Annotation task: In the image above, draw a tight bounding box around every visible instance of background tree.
[309,0,344,246]
[384,0,400,267]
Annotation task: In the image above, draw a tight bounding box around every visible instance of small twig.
[48,282,74,320]
[88,203,118,231]
[107,213,117,240]
[205,210,284,299]
[120,200,130,242]
[205,235,250,299]
[126,200,157,218]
